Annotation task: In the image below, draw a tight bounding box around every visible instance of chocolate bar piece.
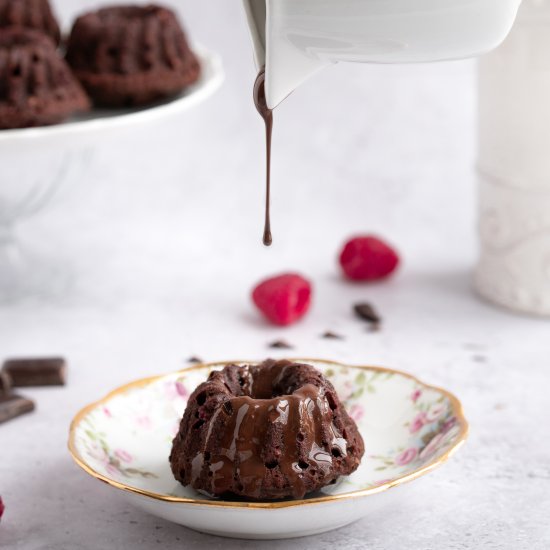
[0,370,11,395]
[2,357,67,387]
[321,331,345,340]
[0,394,35,424]
[353,302,382,324]
[268,340,294,350]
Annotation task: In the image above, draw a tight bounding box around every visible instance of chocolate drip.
[207,384,339,499]
[195,360,348,499]
[253,67,273,247]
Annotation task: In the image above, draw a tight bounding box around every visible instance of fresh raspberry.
[252,273,312,326]
[0,496,4,521]
[339,235,399,281]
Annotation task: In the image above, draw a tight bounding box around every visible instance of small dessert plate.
[68,360,468,540]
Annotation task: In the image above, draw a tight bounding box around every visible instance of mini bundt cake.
[169,360,365,500]
[0,0,61,45]
[0,28,90,129]
[65,5,201,107]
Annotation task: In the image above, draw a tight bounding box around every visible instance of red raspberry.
[252,273,312,326]
[339,235,399,281]
[0,496,4,521]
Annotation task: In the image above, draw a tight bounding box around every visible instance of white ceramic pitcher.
[476,0,550,316]
[243,0,522,109]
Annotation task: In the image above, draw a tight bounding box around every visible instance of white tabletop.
[1,2,549,549]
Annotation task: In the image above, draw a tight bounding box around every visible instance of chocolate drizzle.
[207,384,336,499]
[253,67,273,246]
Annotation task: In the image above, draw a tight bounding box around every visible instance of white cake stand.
[0,46,223,302]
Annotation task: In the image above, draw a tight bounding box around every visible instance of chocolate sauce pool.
[253,68,273,246]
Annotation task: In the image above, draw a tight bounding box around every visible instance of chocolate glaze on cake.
[169,359,365,500]
[0,0,61,45]
[0,28,90,129]
[65,5,201,107]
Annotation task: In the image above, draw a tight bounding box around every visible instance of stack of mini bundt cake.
[0,0,61,44]
[0,1,200,129]
[66,5,200,107]
[0,27,89,128]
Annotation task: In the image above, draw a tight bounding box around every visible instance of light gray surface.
[0,1,549,549]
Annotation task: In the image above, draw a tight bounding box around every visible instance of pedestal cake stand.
[0,46,223,302]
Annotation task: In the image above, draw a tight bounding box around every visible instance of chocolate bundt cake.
[65,5,201,107]
[170,360,365,500]
[0,0,61,45]
[0,28,90,129]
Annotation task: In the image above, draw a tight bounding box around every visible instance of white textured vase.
[475,0,550,316]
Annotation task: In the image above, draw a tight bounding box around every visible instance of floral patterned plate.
[68,359,468,539]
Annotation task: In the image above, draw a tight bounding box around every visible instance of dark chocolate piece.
[3,357,66,387]
[0,370,12,396]
[354,302,382,324]
[0,394,35,424]
[268,340,294,350]
[187,357,203,364]
[321,331,344,340]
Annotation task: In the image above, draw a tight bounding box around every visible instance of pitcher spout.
[243,0,521,110]
[243,0,330,109]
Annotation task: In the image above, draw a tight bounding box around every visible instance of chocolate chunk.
[187,357,203,364]
[0,371,12,396]
[321,331,344,340]
[353,302,381,324]
[268,340,293,350]
[0,394,35,424]
[2,357,67,387]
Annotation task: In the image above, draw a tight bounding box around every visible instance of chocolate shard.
[0,370,12,396]
[0,394,35,424]
[2,357,67,387]
[353,302,382,324]
[187,357,203,364]
[321,331,344,340]
[268,340,294,350]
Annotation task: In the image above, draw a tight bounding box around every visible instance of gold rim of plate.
[68,359,469,510]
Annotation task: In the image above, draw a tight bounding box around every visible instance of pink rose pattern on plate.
[395,447,418,466]
[80,425,158,480]
[369,385,460,480]
[78,376,199,482]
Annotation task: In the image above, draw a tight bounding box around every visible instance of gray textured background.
[0,1,548,548]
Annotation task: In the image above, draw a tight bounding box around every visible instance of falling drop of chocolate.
[253,67,273,246]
